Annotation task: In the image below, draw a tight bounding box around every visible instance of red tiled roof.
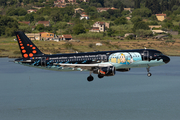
[98,22,105,25]
[91,27,99,30]
[38,21,50,24]
[67,22,74,25]
[156,14,166,16]
[27,9,37,12]
[81,15,88,17]
[97,8,110,10]
[63,35,72,38]
[39,32,47,34]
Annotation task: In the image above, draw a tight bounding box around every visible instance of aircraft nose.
[163,56,170,64]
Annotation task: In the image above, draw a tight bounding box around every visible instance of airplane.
[14,31,170,82]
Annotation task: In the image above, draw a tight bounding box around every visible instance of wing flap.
[53,63,112,70]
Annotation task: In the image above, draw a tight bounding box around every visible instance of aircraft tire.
[98,74,104,79]
[147,73,152,77]
[87,75,94,82]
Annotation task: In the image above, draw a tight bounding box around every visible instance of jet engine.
[116,68,131,72]
[93,66,116,76]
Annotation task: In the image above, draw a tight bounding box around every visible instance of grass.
[1,35,180,58]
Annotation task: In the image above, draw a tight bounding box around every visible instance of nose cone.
[163,56,170,64]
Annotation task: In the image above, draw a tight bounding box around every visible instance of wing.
[53,62,113,71]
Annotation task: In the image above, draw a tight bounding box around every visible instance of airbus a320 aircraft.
[14,31,170,82]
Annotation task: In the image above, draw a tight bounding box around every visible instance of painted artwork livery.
[14,31,170,82]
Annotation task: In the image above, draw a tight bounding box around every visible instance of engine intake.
[93,66,116,76]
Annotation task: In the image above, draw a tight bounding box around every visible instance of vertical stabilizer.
[15,31,43,58]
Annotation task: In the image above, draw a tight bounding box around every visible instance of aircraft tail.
[15,31,43,58]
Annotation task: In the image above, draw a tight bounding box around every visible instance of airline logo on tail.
[15,31,43,58]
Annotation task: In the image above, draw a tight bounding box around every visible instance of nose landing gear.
[146,67,152,77]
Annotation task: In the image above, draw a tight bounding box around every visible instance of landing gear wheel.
[98,74,104,79]
[87,75,94,82]
[147,73,152,77]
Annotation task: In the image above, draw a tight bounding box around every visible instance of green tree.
[18,8,27,16]
[73,24,86,35]
[0,0,7,6]
[134,0,141,9]
[0,15,18,36]
[34,16,45,22]
[145,0,161,14]
[35,24,45,32]
[132,21,149,32]
[161,0,169,12]
[135,29,153,37]
[107,28,114,36]
[132,7,152,17]
[114,17,127,25]
[50,11,62,23]
[131,16,142,23]
[24,13,34,22]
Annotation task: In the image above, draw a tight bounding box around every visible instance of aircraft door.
[41,57,46,66]
[143,51,149,61]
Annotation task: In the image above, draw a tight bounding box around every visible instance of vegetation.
[0,0,180,57]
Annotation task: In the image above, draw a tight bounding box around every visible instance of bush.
[132,21,149,32]
[76,33,103,39]
[125,35,135,40]
[135,29,153,37]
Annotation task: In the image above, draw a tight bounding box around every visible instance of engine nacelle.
[93,66,116,76]
[116,68,131,72]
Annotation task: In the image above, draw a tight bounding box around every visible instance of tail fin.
[15,31,43,58]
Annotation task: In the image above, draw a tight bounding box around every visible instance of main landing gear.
[146,67,152,77]
[98,74,104,79]
[87,75,94,82]
[87,71,94,82]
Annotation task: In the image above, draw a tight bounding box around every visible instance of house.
[97,8,110,12]
[67,22,74,25]
[149,25,162,30]
[41,32,54,40]
[37,21,50,27]
[96,43,102,46]
[54,3,66,8]
[74,8,84,13]
[96,7,117,12]
[168,31,179,35]
[124,33,136,37]
[156,14,166,21]
[80,14,89,20]
[90,21,110,32]
[25,33,41,40]
[54,0,65,4]
[68,0,76,3]
[126,17,131,20]
[60,35,72,40]
[151,30,168,34]
[32,26,36,31]
[18,21,30,25]
[124,8,132,13]
[27,9,37,13]
[80,0,89,2]
[89,27,100,32]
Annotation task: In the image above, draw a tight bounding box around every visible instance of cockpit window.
[154,53,163,56]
